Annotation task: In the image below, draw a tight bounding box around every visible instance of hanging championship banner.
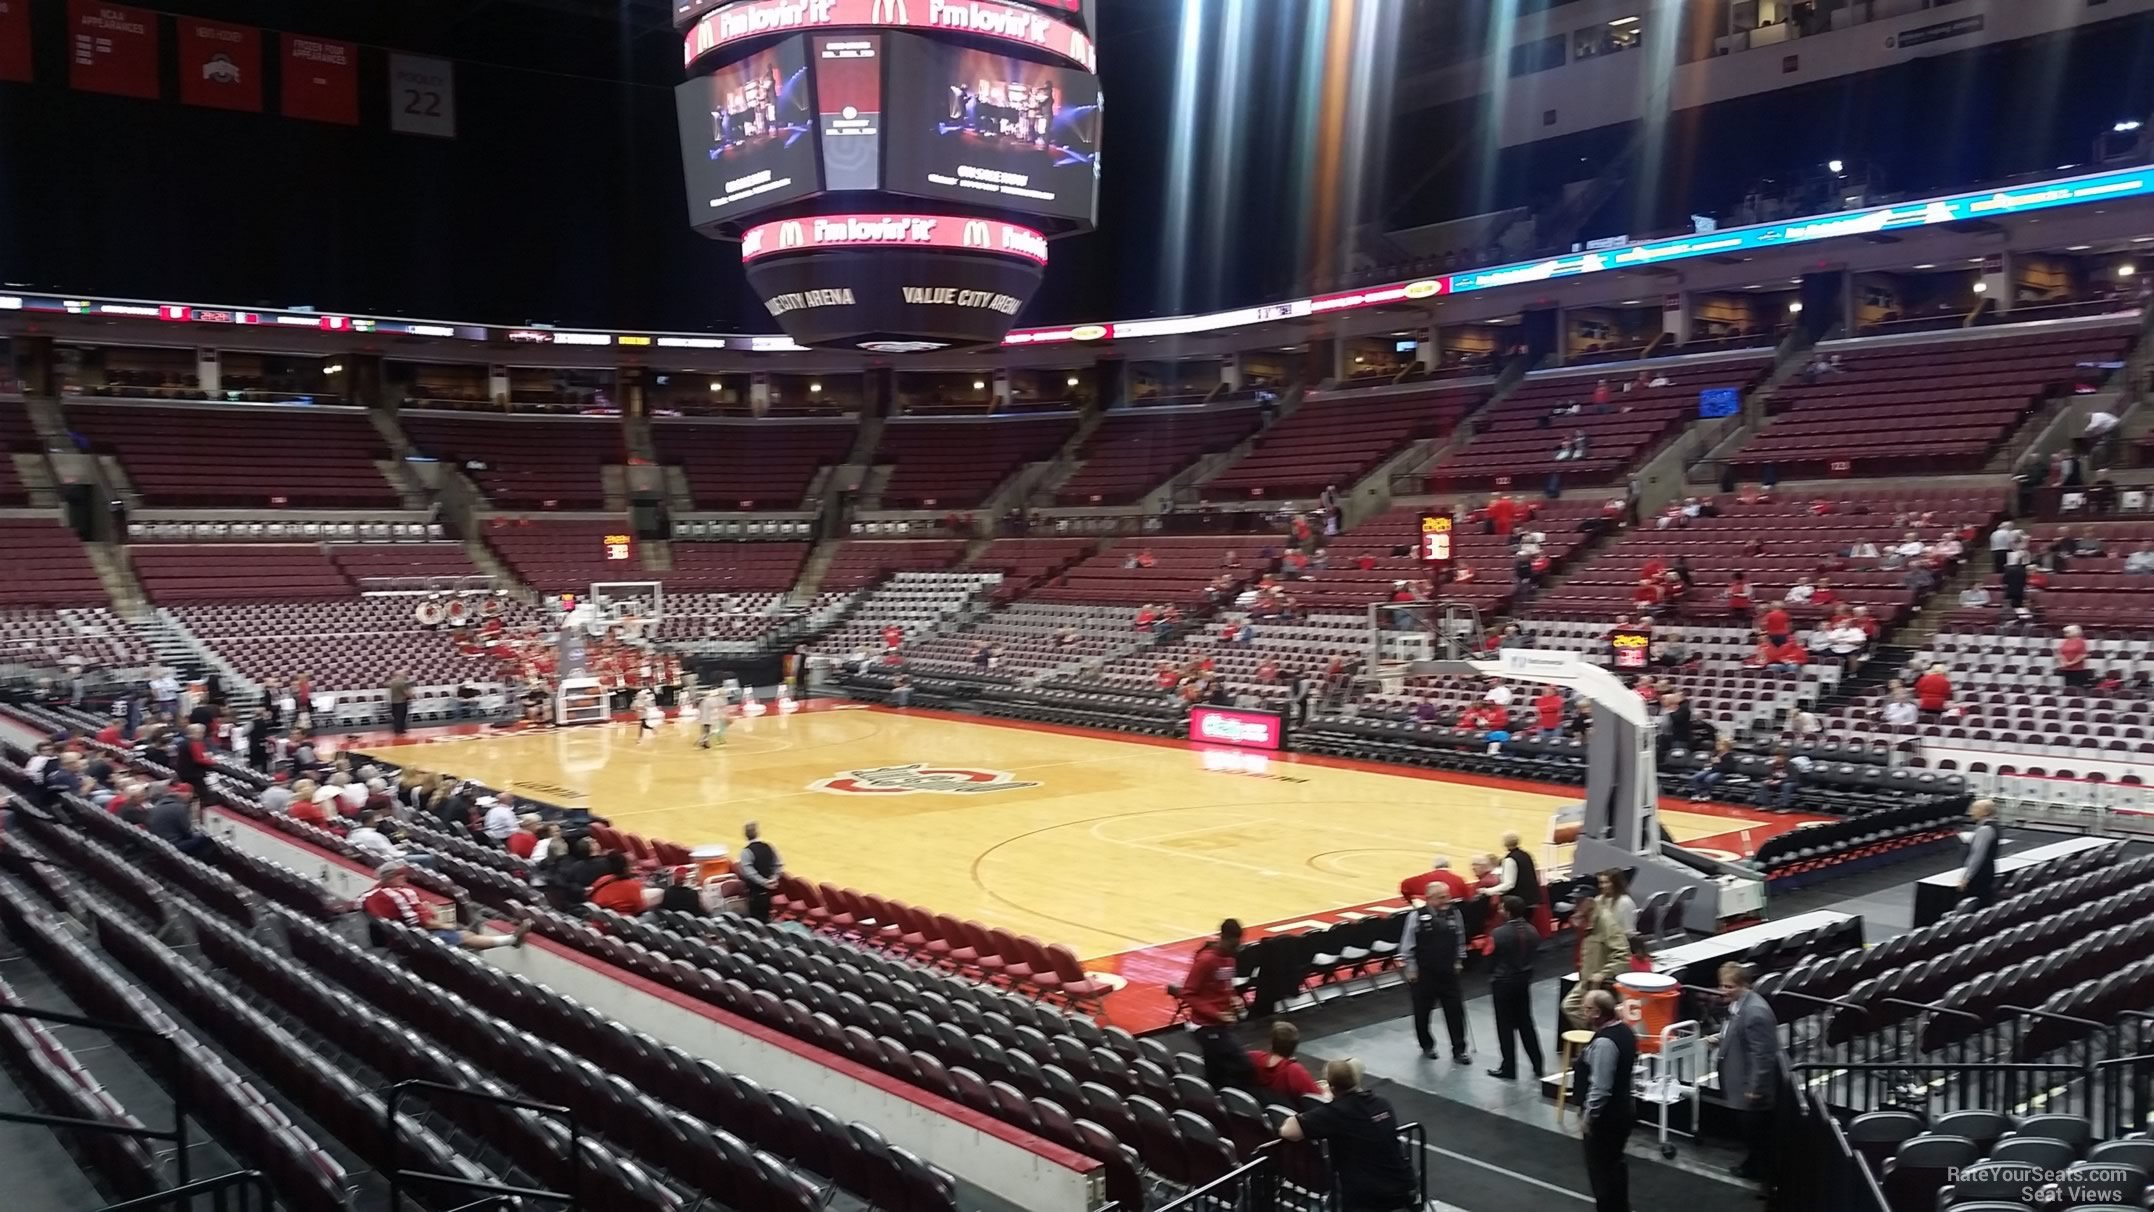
[69,0,158,98]
[388,52,456,138]
[281,33,358,125]
[178,18,262,112]
[0,0,32,84]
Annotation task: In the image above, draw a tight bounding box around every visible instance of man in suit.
[1714,962,1785,1187]
[1486,895,1544,1080]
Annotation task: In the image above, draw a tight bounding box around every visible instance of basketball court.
[364,703,1803,1008]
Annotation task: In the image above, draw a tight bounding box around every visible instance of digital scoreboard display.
[1418,512,1454,565]
[1610,627,1652,671]
[674,36,819,223]
[814,34,882,191]
[880,33,1100,225]
[604,534,635,561]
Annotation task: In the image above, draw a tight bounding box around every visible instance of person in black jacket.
[1279,1059,1421,1212]
[1486,896,1544,1079]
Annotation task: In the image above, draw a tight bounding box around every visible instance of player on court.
[697,688,727,749]
[633,687,659,743]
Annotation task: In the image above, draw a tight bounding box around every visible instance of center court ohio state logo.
[810,764,1037,795]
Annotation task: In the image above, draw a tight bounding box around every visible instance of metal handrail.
[95,1171,272,1212]
[383,1079,579,1210]
[0,1002,193,1190]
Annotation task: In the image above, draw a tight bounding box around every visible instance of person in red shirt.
[1641,557,1667,583]
[362,862,528,950]
[1809,578,1838,607]
[1170,920,1243,1026]
[1400,855,1470,904]
[1134,604,1158,631]
[1632,578,1662,613]
[504,815,550,861]
[1759,606,1792,645]
[1757,638,1808,671]
[1533,687,1565,738]
[1916,664,1952,714]
[882,624,903,651]
[287,779,331,830]
[587,852,662,915]
[2057,625,2091,688]
[1156,663,1180,691]
[1136,549,1158,568]
[1460,702,1508,731]
[1354,552,1378,571]
[1247,1021,1323,1100]
[95,720,123,746]
[1487,495,1517,536]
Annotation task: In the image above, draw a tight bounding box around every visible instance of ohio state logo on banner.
[809,764,1038,796]
[178,19,262,112]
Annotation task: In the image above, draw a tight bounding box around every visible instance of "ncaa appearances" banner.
[69,0,158,98]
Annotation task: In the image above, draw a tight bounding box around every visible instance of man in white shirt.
[311,777,345,817]
[1782,580,1815,605]
[1483,679,1515,707]
[481,796,519,845]
[1882,689,1918,727]
[1825,622,1867,664]
[149,670,180,715]
[346,812,403,862]
[337,774,369,815]
[2086,409,2120,439]
[1989,520,2018,573]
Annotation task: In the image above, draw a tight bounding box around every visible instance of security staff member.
[1486,895,1544,1080]
[1400,883,1468,1063]
[1279,1058,1421,1212]
[1573,989,1637,1212]
[1958,798,2000,908]
[737,820,782,922]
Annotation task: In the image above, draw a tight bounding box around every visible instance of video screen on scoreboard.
[881,33,1101,224]
[814,35,882,193]
[674,36,819,222]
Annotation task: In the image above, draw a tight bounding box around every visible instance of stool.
[1555,1029,1593,1120]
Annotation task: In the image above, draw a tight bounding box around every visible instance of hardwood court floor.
[375,705,1763,961]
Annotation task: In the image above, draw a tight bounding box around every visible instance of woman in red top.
[2056,625,2091,688]
[1534,688,1565,737]
[1247,1022,1324,1100]
[587,853,660,915]
[1915,664,1952,714]
[1726,574,1754,618]
[1759,606,1792,644]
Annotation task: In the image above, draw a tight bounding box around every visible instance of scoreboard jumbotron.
[673,0,1101,352]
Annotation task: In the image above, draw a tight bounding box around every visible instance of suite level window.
[1575,16,1642,59]
[1509,34,1566,77]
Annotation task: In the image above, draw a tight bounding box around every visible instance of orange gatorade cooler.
[689,843,732,884]
[1615,971,1681,1052]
